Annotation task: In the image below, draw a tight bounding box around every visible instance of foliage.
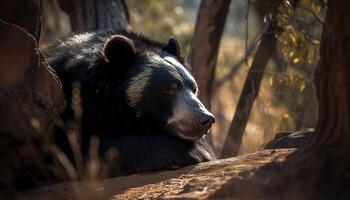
[278,0,325,68]
[272,0,327,130]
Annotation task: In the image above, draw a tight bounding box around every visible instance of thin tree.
[220,0,298,158]
[188,0,232,109]
[58,0,130,32]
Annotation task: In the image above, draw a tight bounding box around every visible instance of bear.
[44,30,216,176]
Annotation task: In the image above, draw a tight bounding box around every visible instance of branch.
[300,7,324,25]
[214,43,256,89]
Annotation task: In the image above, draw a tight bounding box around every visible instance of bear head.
[102,35,215,142]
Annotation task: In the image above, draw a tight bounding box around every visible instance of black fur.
[44,30,216,176]
[99,133,214,176]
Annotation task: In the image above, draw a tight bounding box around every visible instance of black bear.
[45,30,216,176]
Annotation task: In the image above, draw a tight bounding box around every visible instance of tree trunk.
[0,1,65,190]
[220,0,298,158]
[188,0,231,109]
[0,0,42,40]
[58,0,130,32]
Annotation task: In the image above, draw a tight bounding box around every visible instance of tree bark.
[0,0,42,40]
[58,0,130,33]
[0,1,66,190]
[220,0,298,158]
[188,0,231,109]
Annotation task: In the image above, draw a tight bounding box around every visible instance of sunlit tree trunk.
[58,0,130,32]
[188,0,231,109]
[220,0,298,158]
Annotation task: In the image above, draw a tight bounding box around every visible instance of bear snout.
[195,111,216,131]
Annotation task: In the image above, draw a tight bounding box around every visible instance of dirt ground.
[19,148,294,200]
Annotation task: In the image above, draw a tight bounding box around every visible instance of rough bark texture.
[220,0,298,158]
[58,0,130,33]
[188,0,231,109]
[19,149,293,199]
[0,0,42,41]
[0,0,66,191]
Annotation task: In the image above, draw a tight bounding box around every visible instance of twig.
[245,0,251,69]
[214,43,256,88]
[300,7,324,24]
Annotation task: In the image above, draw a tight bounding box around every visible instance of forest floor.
[20,148,294,200]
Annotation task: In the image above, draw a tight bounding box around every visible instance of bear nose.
[197,112,216,128]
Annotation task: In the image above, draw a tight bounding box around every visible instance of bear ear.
[162,37,182,59]
[102,35,136,65]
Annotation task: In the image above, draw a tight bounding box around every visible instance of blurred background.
[40,0,325,156]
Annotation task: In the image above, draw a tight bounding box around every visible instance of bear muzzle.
[167,90,216,142]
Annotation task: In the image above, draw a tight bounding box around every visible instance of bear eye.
[189,83,198,95]
[162,83,178,95]
[192,85,198,94]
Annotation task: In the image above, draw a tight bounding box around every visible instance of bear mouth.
[168,125,210,142]
[175,131,207,142]
[165,118,212,142]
